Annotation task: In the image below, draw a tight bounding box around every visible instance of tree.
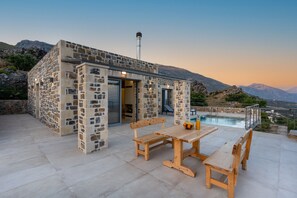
[191,92,208,106]
[6,54,37,71]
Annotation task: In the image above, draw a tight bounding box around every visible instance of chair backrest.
[232,128,253,172]
[164,105,174,112]
[130,118,166,138]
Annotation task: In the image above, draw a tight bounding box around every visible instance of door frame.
[108,78,122,126]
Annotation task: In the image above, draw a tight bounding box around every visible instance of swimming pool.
[191,115,245,128]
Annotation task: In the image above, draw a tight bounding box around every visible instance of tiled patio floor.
[0,114,297,198]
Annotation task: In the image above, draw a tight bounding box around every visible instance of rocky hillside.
[240,83,297,103]
[0,39,231,100]
[15,40,53,52]
[0,43,49,99]
[0,42,15,50]
[159,65,229,92]
[206,86,267,107]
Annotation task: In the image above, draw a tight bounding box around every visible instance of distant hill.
[266,100,297,109]
[287,87,297,94]
[205,85,266,107]
[158,65,229,92]
[240,83,297,103]
[1,39,229,92]
[0,42,15,50]
[15,40,53,52]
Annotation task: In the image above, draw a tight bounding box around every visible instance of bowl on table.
[183,121,194,130]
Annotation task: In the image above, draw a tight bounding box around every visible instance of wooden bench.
[130,118,172,161]
[203,129,253,198]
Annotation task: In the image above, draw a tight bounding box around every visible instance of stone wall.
[77,63,108,153]
[138,76,159,119]
[27,45,60,132]
[58,40,160,135]
[0,100,27,115]
[64,41,158,74]
[174,80,191,125]
[193,106,245,114]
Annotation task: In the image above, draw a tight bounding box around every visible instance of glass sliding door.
[108,79,121,124]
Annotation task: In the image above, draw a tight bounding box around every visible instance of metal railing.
[245,104,261,129]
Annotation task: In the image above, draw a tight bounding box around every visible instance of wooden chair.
[130,118,172,160]
[203,129,253,198]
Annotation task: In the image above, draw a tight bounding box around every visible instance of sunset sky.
[1,0,296,89]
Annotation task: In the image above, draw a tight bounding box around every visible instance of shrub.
[255,112,271,132]
[6,54,37,71]
[288,119,297,131]
[226,93,266,107]
[191,92,208,106]
[0,68,9,75]
[7,65,17,71]
[0,86,27,100]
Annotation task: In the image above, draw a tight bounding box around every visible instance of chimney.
[136,32,142,60]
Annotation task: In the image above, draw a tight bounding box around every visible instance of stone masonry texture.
[28,39,190,153]
[0,100,27,115]
[28,45,60,132]
[77,63,108,153]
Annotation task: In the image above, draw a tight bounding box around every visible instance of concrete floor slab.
[0,114,297,197]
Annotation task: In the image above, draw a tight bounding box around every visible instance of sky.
[0,0,296,89]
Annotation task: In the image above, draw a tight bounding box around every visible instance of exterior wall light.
[121,71,127,75]
[167,84,170,89]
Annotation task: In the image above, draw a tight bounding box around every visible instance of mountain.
[0,42,15,50]
[287,87,297,94]
[1,39,229,92]
[15,40,53,52]
[158,65,229,92]
[240,83,297,103]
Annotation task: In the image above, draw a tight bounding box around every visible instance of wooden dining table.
[154,125,218,177]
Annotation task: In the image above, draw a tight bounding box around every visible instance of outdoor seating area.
[1,114,297,197]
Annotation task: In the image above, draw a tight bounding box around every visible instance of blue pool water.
[191,115,245,128]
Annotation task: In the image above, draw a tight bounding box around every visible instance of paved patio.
[0,114,297,198]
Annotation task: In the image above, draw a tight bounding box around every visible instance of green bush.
[226,93,266,107]
[0,66,18,75]
[0,86,27,100]
[255,112,271,132]
[0,68,9,75]
[7,65,17,71]
[191,92,208,106]
[225,93,246,102]
[288,119,297,131]
[6,54,37,71]
[275,117,287,125]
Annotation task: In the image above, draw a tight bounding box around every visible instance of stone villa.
[28,40,191,153]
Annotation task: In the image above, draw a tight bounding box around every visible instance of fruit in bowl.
[183,121,194,130]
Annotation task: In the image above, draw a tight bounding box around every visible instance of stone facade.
[77,63,108,153]
[138,76,158,119]
[28,45,60,132]
[174,80,191,125]
[28,40,190,154]
[64,41,158,74]
[0,100,27,115]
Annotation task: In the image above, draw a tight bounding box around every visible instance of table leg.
[163,139,196,177]
[191,139,208,161]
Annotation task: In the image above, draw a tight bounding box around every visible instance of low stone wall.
[0,100,27,115]
[192,106,245,114]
